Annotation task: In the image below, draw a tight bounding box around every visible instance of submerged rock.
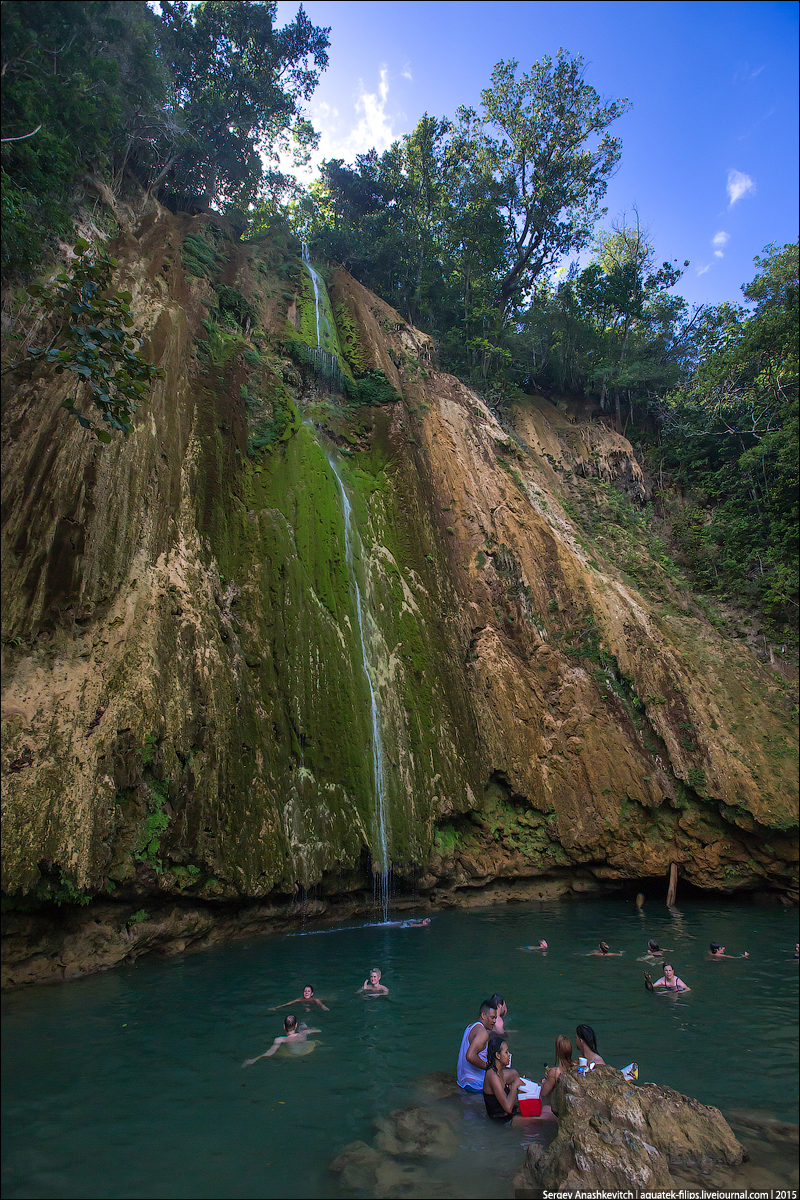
[373,1105,458,1159]
[330,1104,463,1197]
[514,1066,746,1193]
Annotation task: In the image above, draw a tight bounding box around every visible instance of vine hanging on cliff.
[23,240,165,441]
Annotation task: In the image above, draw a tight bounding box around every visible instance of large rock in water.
[515,1067,746,1193]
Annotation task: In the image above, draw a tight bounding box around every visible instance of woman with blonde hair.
[540,1035,576,1104]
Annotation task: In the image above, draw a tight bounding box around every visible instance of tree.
[1,0,163,278]
[657,243,798,624]
[151,0,330,206]
[577,212,689,429]
[455,53,629,317]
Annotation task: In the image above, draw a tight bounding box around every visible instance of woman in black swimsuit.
[482,1034,522,1124]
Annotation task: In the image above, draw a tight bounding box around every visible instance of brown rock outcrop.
[515,1066,746,1193]
[1,201,797,983]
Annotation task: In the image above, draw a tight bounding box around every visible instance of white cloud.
[336,67,395,158]
[727,169,756,207]
[274,67,402,188]
[696,263,711,276]
[712,231,729,248]
[401,63,413,81]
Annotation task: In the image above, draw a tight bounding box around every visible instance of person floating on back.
[588,941,623,956]
[269,983,329,1011]
[242,1015,320,1066]
[457,999,497,1091]
[523,939,548,951]
[708,942,748,959]
[358,967,388,995]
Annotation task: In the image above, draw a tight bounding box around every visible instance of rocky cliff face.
[1,203,797,984]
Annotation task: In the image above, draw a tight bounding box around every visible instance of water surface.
[2,896,797,1198]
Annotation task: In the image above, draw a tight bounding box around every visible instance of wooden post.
[666,862,677,907]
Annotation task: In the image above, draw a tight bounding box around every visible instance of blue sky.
[275,0,798,308]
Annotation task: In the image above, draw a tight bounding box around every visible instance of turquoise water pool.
[2,896,798,1198]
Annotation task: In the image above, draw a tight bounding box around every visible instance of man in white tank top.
[457,1000,497,1090]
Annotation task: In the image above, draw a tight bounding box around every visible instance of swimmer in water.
[358,967,388,995]
[523,939,548,951]
[242,1015,320,1066]
[588,942,623,956]
[400,918,431,927]
[652,963,690,992]
[708,942,748,959]
[269,984,329,1011]
[489,993,508,1034]
[638,939,673,962]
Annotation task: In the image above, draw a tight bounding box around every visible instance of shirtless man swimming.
[457,1000,497,1091]
[242,1015,320,1065]
[359,967,388,995]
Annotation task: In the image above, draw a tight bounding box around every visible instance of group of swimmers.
[242,968,392,1066]
[458,933,758,1125]
[524,934,754,993]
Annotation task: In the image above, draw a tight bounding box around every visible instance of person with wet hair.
[482,1034,522,1123]
[575,1024,605,1066]
[359,967,388,995]
[652,963,690,992]
[588,941,623,956]
[708,942,748,959]
[540,1035,576,1103]
[489,993,508,1034]
[269,984,329,1011]
[639,939,673,962]
[523,939,548,951]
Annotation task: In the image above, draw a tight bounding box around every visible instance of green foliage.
[1,0,164,279]
[197,318,248,367]
[656,242,798,629]
[134,780,170,871]
[181,230,225,280]
[343,370,401,407]
[687,768,707,793]
[23,242,165,439]
[153,0,330,205]
[129,909,150,924]
[213,284,257,330]
[141,733,159,766]
[246,386,299,457]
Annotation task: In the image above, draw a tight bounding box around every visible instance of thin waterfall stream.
[302,243,390,906]
[327,453,391,915]
[301,243,344,393]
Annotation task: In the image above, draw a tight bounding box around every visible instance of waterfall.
[302,242,322,348]
[327,453,391,916]
[301,244,344,395]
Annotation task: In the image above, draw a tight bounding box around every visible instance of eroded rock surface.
[515,1066,746,1193]
[2,202,797,982]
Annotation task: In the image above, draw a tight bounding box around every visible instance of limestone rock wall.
[1,204,797,981]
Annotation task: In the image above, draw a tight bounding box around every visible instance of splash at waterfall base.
[1,204,797,988]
